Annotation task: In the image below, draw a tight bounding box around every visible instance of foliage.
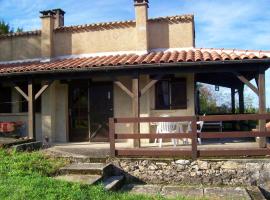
[0,20,23,34]
[197,83,263,114]
[0,20,11,34]
[0,149,196,200]
[198,84,231,114]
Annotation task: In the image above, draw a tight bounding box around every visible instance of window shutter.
[155,80,170,109]
[171,78,187,109]
[0,87,12,113]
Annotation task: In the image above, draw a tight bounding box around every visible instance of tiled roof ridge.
[54,14,194,32]
[0,14,194,37]
[0,30,41,39]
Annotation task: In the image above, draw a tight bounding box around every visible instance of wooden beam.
[191,118,198,159]
[14,86,29,101]
[140,76,162,96]
[116,149,192,157]
[28,80,35,139]
[35,82,51,100]
[258,70,267,148]
[114,81,134,98]
[234,72,259,96]
[231,88,235,114]
[109,118,116,157]
[132,76,140,148]
[199,148,270,157]
[238,85,244,114]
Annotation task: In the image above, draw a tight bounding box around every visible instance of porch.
[0,49,269,158]
[47,140,261,159]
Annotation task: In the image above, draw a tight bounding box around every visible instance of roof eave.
[0,58,269,78]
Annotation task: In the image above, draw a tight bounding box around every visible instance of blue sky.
[0,0,269,107]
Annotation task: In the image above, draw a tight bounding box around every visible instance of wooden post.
[132,75,140,148]
[109,118,116,157]
[239,86,244,114]
[231,88,235,114]
[258,70,266,148]
[231,88,237,130]
[191,117,198,159]
[28,80,35,139]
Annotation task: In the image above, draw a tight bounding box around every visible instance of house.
[0,0,269,157]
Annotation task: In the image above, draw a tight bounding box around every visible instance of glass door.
[69,80,89,142]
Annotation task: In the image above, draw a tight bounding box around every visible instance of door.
[89,82,113,142]
[69,81,89,142]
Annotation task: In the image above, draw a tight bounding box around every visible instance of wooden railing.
[109,114,270,159]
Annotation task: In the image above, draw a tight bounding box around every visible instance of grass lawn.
[0,149,202,200]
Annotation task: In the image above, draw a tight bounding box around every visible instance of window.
[0,86,12,113]
[155,78,187,110]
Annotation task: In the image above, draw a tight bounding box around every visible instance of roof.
[55,15,193,32]
[0,14,193,38]
[0,30,41,39]
[0,48,269,76]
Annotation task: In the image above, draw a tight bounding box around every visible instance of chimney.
[134,0,149,52]
[40,10,55,59]
[52,9,65,28]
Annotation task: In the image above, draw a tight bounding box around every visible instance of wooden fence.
[109,114,270,159]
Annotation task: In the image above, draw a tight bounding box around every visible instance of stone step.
[246,187,267,200]
[59,163,106,175]
[54,174,102,185]
[259,184,270,199]
[103,175,125,191]
[121,184,252,200]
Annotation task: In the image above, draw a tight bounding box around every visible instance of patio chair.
[154,115,177,148]
[187,115,205,145]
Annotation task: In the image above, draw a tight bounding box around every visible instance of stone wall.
[108,158,270,186]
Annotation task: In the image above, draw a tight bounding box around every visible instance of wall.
[113,75,150,145]
[109,158,270,186]
[54,25,137,57]
[149,21,194,49]
[113,74,194,145]
[0,35,41,61]
[0,19,194,61]
[41,81,68,143]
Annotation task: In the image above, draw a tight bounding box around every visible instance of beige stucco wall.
[149,21,194,49]
[113,74,194,144]
[0,36,41,61]
[41,81,68,143]
[54,26,137,57]
[0,19,194,61]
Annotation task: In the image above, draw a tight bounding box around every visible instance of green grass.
[0,149,201,200]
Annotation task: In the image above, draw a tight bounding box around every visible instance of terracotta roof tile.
[0,30,41,39]
[0,48,269,75]
[168,51,178,63]
[54,15,193,33]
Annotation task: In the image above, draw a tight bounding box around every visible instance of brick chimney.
[52,9,65,28]
[134,0,149,52]
[40,10,55,59]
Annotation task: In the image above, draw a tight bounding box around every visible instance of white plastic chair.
[187,117,204,145]
[197,120,204,144]
[177,123,189,145]
[155,115,177,147]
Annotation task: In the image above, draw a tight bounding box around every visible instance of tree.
[0,20,23,34]
[197,83,218,114]
[0,20,11,34]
